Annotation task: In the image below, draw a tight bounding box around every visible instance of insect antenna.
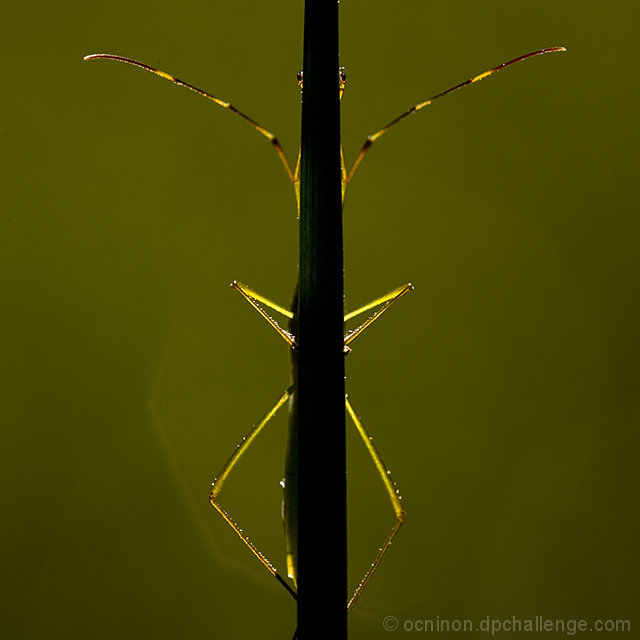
[346,46,566,184]
[83,53,297,189]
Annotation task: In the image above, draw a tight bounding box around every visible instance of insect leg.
[344,283,414,347]
[345,396,405,611]
[231,281,297,347]
[209,387,297,600]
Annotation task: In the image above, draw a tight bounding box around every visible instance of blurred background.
[1,1,638,638]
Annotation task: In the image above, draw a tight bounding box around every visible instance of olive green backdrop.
[1,1,637,638]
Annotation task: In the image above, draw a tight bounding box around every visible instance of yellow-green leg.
[344,283,414,348]
[231,281,297,347]
[209,387,297,600]
[345,397,405,611]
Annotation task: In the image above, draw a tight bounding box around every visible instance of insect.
[84,45,565,609]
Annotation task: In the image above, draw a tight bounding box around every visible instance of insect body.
[84,46,564,609]
[224,279,413,608]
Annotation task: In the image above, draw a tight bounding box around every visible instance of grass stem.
[296,1,347,638]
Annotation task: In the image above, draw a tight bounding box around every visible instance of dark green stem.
[296,1,346,639]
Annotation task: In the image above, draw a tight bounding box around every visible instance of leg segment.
[345,396,405,611]
[344,283,413,347]
[231,281,297,347]
[209,387,297,600]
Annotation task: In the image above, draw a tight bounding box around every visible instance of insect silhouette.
[84,45,565,609]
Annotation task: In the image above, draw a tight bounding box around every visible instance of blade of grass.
[296,1,346,638]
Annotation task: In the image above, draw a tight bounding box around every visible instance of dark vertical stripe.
[296,1,346,639]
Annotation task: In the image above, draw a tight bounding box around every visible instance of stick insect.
[85,45,564,610]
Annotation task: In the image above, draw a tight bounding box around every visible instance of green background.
[1,1,638,638]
